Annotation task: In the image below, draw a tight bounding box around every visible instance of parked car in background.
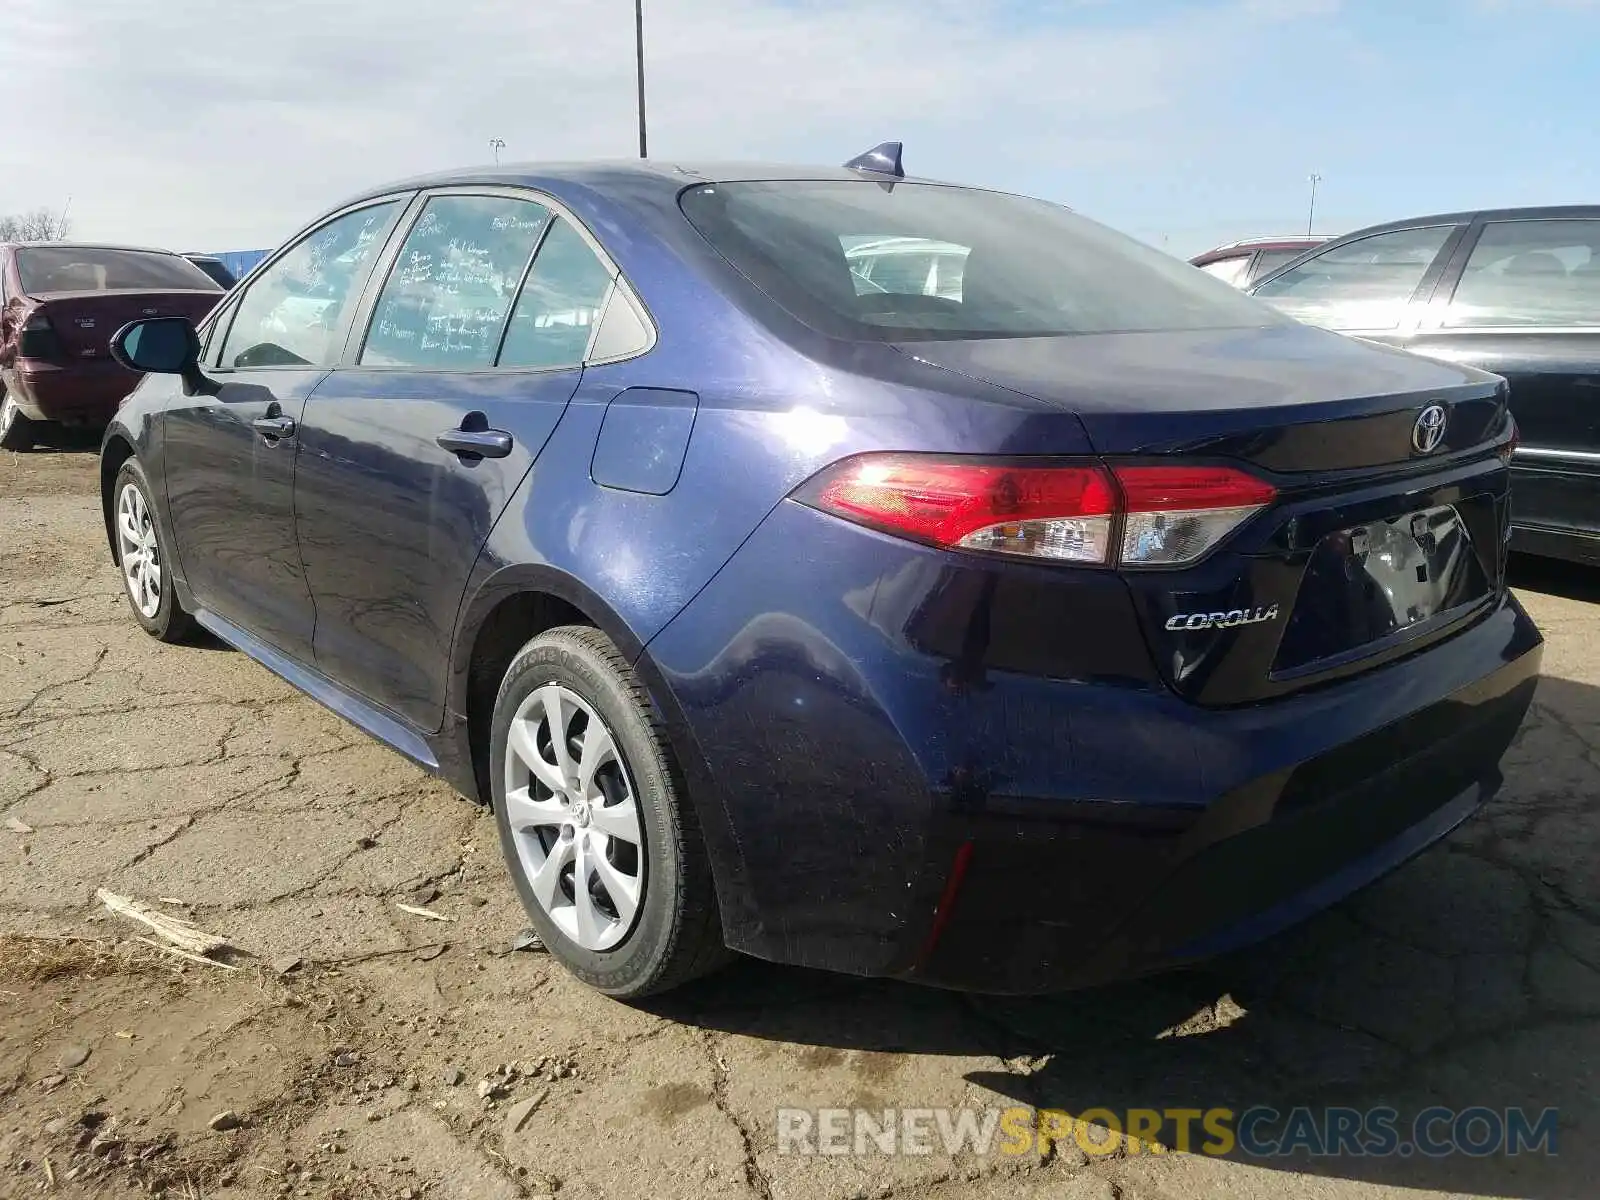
[1191,236,1329,288]
[100,153,1537,1000]
[208,248,273,284]
[0,243,222,449]
[183,253,237,289]
[1250,205,1600,566]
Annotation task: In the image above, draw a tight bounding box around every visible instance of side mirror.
[110,317,199,374]
[110,317,218,396]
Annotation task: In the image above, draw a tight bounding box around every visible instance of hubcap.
[503,684,644,952]
[116,482,161,619]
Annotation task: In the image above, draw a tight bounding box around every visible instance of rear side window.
[1196,256,1251,286]
[1248,248,1308,281]
[361,195,552,368]
[16,247,219,294]
[497,219,615,369]
[1445,219,1600,328]
[1251,226,1453,330]
[680,181,1279,342]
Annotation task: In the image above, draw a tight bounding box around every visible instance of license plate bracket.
[1272,504,1491,677]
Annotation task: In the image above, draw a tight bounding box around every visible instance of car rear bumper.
[645,499,1544,993]
[910,640,1536,992]
[4,359,138,423]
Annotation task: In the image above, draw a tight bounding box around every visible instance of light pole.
[1306,171,1322,237]
[635,0,648,158]
[489,138,506,165]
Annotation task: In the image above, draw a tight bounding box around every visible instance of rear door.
[293,188,629,730]
[1400,216,1600,547]
[162,198,408,657]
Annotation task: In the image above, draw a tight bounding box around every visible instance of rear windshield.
[679,181,1281,341]
[16,247,221,295]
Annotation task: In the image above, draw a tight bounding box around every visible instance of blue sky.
[910,0,1600,255]
[2,0,1598,256]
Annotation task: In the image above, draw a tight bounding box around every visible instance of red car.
[1190,235,1328,289]
[0,243,222,449]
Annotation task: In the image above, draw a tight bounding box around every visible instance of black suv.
[1251,205,1600,566]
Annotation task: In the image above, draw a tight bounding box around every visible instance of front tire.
[113,460,194,643]
[491,625,728,998]
[0,390,37,452]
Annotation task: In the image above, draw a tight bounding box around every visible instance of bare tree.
[0,207,72,242]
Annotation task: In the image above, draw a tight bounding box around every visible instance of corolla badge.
[1412,403,1447,454]
[1165,604,1280,632]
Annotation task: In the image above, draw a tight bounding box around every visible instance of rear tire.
[491,625,729,998]
[0,390,37,452]
[113,459,195,643]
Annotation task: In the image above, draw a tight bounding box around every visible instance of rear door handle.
[252,414,296,439]
[437,428,513,459]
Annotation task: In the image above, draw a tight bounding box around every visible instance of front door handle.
[437,428,513,459]
[252,414,296,439]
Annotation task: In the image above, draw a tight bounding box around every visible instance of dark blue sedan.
[100,148,1541,997]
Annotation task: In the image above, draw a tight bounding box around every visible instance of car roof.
[1331,203,1600,241]
[341,159,971,209]
[2,241,186,255]
[1191,237,1326,264]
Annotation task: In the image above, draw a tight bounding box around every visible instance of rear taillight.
[18,313,63,361]
[797,454,1276,568]
[1499,417,1520,464]
[1114,465,1277,566]
[801,455,1118,564]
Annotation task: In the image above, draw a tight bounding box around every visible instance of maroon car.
[1190,235,1328,289]
[0,243,222,449]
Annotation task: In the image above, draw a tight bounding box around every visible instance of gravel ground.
[1,444,1596,1200]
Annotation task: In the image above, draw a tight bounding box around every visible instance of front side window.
[218,201,403,369]
[497,218,615,369]
[680,181,1279,342]
[1251,226,1454,331]
[16,246,219,294]
[1445,219,1600,328]
[361,195,552,368]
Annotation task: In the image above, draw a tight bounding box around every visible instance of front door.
[294,192,619,729]
[162,198,407,658]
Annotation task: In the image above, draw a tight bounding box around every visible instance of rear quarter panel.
[447,174,1099,708]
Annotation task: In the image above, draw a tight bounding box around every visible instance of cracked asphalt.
[1,444,1597,1200]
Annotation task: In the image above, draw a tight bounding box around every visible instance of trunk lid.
[20,290,221,364]
[899,324,1516,705]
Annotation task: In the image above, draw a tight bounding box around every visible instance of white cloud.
[0,0,1340,251]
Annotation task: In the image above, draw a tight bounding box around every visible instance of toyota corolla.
[99,145,1541,998]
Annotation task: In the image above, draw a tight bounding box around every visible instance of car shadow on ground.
[1509,553,1600,605]
[650,656,1599,1200]
[22,425,103,454]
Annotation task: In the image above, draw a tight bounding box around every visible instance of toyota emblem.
[1412,404,1447,454]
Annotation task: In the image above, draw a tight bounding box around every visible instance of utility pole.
[489,138,505,165]
[1307,171,1322,237]
[635,0,648,158]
